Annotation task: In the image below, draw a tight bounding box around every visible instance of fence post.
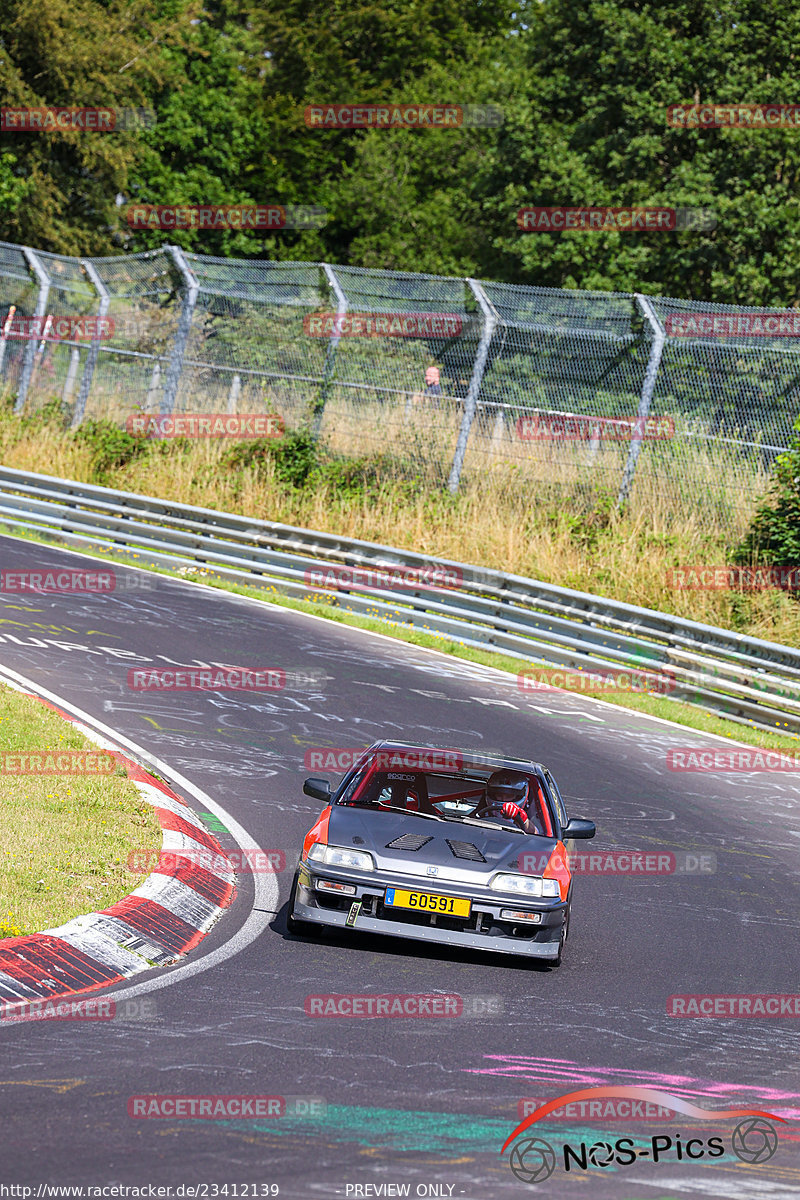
[71,258,110,428]
[311,263,347,439]
[14,248,50,414]
[0,305,16,377]
[617,294,665,508]
[145,362,161,411]
[447,279,497,492]
[62,347,81,404]
[162,246,198,416]
[227,373,241,414]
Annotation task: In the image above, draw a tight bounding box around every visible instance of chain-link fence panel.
[1,238,798,529]
[179,255,330,430]
[315,266,480,484]
[460,283,655,506]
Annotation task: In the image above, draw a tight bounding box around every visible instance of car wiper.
[356,807,446,823]
[438,814,524,834]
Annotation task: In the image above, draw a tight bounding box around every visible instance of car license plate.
[384,888,471,918]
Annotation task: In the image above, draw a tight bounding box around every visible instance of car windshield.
[337,764,551,835]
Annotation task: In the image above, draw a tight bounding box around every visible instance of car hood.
[327,806,559,885]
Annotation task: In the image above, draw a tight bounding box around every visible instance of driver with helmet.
[478,769,542,833]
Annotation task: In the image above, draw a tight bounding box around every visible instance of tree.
[0,0,198,254]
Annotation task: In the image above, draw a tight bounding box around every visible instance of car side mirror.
[303,776,332,802]
[562,818,595,840]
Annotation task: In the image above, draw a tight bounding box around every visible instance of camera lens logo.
[587,1140,615,1167]
[509,1137,556,1184]
[732,1117,778,1164]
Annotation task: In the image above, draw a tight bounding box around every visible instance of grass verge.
[0,682,162,938]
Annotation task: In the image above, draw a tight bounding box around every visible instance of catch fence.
[1,240,798,527]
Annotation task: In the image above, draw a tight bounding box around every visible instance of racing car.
[287,741,596,965]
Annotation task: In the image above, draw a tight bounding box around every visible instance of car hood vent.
[446,839,486,862]
[385,833,434,852]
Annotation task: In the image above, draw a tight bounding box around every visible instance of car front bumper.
[292,863,567,961]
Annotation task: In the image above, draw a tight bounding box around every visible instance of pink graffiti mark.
[469,1056,800,1120]
[500,1086,785,1154]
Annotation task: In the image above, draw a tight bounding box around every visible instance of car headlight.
[306,843,375,871]
[489,873,560,898]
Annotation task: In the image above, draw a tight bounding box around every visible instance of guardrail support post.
[162,246,198,416]
[312,264,347,439]
[617,294,665,508]
[15,248,50,414]
[448,279,497,492]
[71,259,111,428]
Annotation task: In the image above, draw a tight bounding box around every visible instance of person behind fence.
[424,366,442,396]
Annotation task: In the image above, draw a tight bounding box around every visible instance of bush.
[19,397,69,431]
[736,424,800,569]
[74,418,148,480]
[222,426,319,488]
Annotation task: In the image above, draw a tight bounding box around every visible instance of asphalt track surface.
[0,534,799,1199]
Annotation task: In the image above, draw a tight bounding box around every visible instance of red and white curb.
[0,688,236,1014]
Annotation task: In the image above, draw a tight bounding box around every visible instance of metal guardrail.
[0,465,797,737]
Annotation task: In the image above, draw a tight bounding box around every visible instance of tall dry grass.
[1,392,798,648]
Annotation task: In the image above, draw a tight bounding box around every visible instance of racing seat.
[382,773,436,814]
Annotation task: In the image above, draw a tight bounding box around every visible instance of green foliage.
[74,418,148,479]
[2,0,800,303]
[18,398,70,432]
[315,451,419,497]
[0,152,34,213]
[222,426,319,487]
[0,915,23,938]
[736,426,800,567]
[0,0,198,254]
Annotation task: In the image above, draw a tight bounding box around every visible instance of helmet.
[485,769,529,812]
